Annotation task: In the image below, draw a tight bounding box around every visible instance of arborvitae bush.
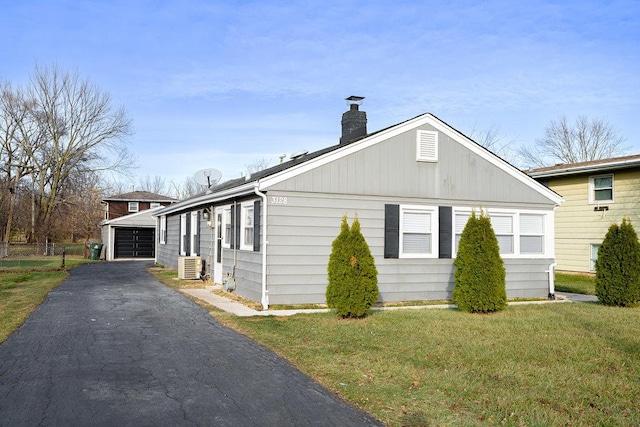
[326,215,351,310]
[453,210,507,313]
[326,214,378,318]
[595,218,640,307]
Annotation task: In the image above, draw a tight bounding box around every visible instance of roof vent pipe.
[340,96,367,144]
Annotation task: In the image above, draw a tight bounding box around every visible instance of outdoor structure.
[101,191,176,260]
[155,98,563,309]
[528,154,640,273]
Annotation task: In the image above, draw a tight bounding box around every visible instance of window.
[452,209,550,257]
[520,214,544,254]
[190,212,199,256]
[150,202,161,208]
[416,130,438,162]
[223,207,232,248]
[241,203,254,250]
[128,201,139,212]
[179,214,188,256]
[590,244,600,271]
[490,214,514,254]
[454,212,471,253]
[589,174,613,203]
[399,206,438,258]
[159,216,167,244]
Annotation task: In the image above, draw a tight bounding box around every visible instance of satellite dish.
[193,168,222,188]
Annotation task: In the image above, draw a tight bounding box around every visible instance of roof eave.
[153,182,256,216]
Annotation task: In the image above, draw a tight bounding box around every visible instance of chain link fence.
[0,242,86,259]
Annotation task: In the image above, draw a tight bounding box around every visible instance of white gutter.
[547,262,557,300]
[254,184,269,310]
[154,182,255,217]
[528,158,640,178]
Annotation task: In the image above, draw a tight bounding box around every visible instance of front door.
[213,207,223,284]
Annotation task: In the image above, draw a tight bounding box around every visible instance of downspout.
[254,184,269,310]
[547,263,556,300]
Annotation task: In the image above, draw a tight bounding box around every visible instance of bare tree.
[245,157,272,176]
[467,124,518,164]
[137,175,168,194]
[519,116,627,168]
[0,81,41,243]
[170,176,207,200]
[18,64,134,242]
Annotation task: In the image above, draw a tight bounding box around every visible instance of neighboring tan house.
[155,98,563,309]
[101,191,176,260]
[528,154,640,273]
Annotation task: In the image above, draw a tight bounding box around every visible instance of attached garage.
[101,207,161,261]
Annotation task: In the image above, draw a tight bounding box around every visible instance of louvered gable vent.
[416,130,438,162]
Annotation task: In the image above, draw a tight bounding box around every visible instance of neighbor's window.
[150,202,161,208]
[241,203,254,250]
[128,201,139,212]
[399,205,438,258]
[590,174,614,203]
[520,214,545,254]
[490,214,514,254]
[590,244,601,271]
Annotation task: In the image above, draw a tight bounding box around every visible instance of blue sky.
[1,0,638,187]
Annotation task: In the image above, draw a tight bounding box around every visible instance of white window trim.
[179,213,187,256]
[452,207,554,259]
[190,211,199,256]
[159,216,166,245]
[416,130,438,162]
[150,202,161,208]
[240,202,255,251]
[128,201,139,212]
[222,206,232,248]
[399,205,439,258]
[588,173,614,204]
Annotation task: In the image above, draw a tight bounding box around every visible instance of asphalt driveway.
[0,261,380,426]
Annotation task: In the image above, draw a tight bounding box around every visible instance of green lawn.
[0,256,94,343]
[555,272,596,295]
[220,303,640,426]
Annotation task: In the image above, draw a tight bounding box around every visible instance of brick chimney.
[340,96,367,144]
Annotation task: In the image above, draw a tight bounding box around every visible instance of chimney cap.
[345,95,365,105]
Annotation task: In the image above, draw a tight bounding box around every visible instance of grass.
[555,272,596,295]
[219,304,640,426]
[0,256,94,343]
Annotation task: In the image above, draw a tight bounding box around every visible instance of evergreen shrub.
[326,214,378,318]
[595,218,640,307]
[453,210,507,313]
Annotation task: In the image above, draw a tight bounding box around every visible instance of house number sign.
[270,196,288,205]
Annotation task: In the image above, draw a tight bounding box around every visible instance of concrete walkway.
[181,287,599,317]
[0,261,380,426]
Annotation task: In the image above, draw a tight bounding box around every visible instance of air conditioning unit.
[178,256,202,280]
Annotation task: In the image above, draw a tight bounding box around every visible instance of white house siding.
[155,204,263,301]
[156,215,180,268]
[271,124,554,206]
[263,191,553,305]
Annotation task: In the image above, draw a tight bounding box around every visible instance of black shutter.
[439,206,452,259]
[235,204,241,249]
[253,200,261,252]
[384,204,400,258]
[230,205,235,249]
